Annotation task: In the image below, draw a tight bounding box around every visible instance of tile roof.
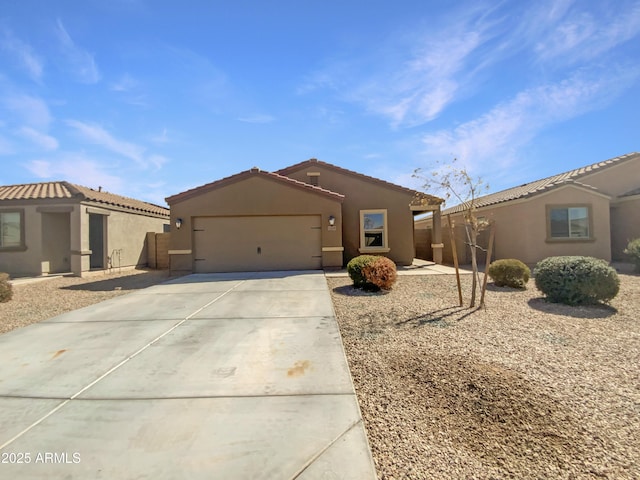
[276,158,444,206]
[165,167,346,204]
[0,181,169,217]
[442,152,640,215]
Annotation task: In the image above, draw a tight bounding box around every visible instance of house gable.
[166,168,345,273]
[276,159,443,264]
[166,168,344,205]
[276,158,442,208]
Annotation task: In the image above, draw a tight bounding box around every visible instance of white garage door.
[193,215,322,273]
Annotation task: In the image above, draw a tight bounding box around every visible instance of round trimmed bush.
[487,259,530,289]
[0,272,13,303]
[346,255,378,288]
[362,256,397,290]
[623,238,640,273]
[533,256,619,305]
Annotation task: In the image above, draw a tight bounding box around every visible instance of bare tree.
[414,158,489,307]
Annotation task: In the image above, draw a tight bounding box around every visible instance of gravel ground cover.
[328,273,640,480]
[0,269,174,335]
[2,268,638,478]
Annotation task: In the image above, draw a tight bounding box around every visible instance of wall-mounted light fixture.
[175,218,183,230]
[328,215,336,226]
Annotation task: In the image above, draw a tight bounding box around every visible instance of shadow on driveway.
[62,270,179,292]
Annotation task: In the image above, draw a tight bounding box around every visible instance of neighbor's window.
[360,209,389,252]
[549,206,590,239]
[0,211,22,248]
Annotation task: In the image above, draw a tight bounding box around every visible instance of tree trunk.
[464,223,478,307]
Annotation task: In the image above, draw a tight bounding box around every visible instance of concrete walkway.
[0,271,376,479]
[325,258,474,277]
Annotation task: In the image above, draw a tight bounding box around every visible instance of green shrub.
[623,238,640,273]
[346,255,378,288]
[533,256,619,305]
[488,259,530,289]
[362,256,397,290]
[0,272,13,303]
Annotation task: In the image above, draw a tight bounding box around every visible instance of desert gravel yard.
[328,273,640,480]
[2,268,638,479]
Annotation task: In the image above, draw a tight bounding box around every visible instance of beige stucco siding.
[1,200,167,277]
[282,165,417,265]
[168,174,343,273]
[100,206,169,269]
[610,196,640,260]
[579,160,640,197]
[421,185,612,265]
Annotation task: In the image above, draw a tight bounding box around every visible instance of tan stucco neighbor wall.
[282,164,419,265]
[0,200,168,278]
[417,185,612,266]
[611,196,640,261]
[168,173,343,273]
[578,158,640,198]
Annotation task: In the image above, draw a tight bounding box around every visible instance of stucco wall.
[168,173,343,273]
[282,164,418,265]
[98,206,168,270]
[1,200,168,277]
[418,185,612,266]
[610,196,640,260]
[579,157,640,197]
[1,205,44,276]
[41,212,71,274]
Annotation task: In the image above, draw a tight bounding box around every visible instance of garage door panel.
[193,216,322,273]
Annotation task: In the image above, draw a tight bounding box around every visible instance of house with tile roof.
[165,160,444,274]
[415,152,640,265]
[0,181,169,277]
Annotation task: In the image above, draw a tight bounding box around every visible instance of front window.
[0,211,22,248]
[360,209,389,252]
[549,206,590,239]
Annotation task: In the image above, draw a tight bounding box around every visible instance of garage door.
[193,215,322,273]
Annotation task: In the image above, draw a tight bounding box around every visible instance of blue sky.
[1,0,639,207]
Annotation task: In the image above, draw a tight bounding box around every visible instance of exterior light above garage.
[328,215,336,226]
[175,218,183,230]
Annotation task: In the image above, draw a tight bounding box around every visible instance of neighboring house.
[415,152,640,265]
[0,181,170,277]
[166,159,443,274]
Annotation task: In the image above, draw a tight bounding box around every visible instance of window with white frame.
[360,209,389,251]
[548,206,590,239]
[0,211,22,248]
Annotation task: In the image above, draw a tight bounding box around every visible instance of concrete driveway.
[0,271,376,479]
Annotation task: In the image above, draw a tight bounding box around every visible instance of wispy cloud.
[421,67,640,170]
[299,4,507,128]
[0,28,44,81]
[0,135,13,155]
[237,113,276,124]
[2,94,52,129]
[110,73,138,92]
[17,127,58,151]
[55,19,100,84]
[356,22,494,127]
[66,119,167,169]
[534,0,640,64]
[26,155,124,192]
